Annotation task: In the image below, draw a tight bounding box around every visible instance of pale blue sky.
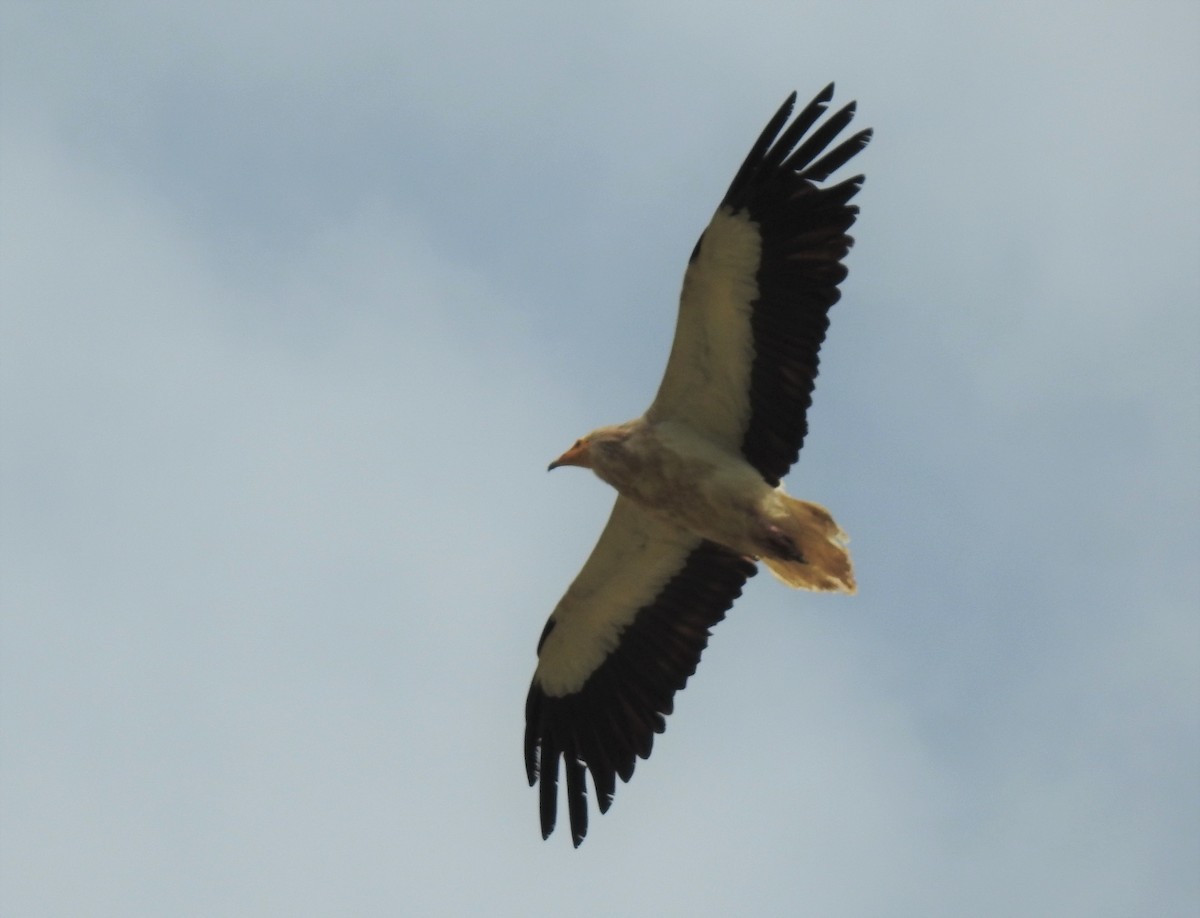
[2,2,1198,915]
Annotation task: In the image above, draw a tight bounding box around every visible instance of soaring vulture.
[526,85,870,846]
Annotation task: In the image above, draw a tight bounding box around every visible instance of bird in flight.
[526,84,870,846]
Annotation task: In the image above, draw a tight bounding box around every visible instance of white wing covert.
[648,85,871,486]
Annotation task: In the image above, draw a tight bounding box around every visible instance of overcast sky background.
[2,3,1198,916]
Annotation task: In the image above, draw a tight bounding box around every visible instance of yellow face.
[548,437,592,471]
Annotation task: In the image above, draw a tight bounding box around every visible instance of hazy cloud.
[3,3,1197,916]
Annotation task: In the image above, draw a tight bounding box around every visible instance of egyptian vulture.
[526,85,870,846]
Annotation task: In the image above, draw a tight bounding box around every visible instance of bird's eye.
[574,439,583,448]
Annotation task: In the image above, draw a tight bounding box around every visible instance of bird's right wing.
[525,496,756,846]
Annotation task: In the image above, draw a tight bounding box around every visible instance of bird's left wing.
[526,496,756,846]
[647,85,871,486]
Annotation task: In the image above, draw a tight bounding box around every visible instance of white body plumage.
[584,418,788,560]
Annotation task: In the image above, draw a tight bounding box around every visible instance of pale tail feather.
[762,496,856,594]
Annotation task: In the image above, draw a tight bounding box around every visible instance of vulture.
[526,84,871,846]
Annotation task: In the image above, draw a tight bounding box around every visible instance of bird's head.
[548,424,635,472]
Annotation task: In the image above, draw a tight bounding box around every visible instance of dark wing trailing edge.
[646,85,870,487]
[525,536,756,847]
[725,84,872,486]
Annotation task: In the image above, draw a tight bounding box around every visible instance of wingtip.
[774,90,798,123]
[524,740,538,786]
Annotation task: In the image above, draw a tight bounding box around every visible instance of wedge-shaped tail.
[762,495,856,593]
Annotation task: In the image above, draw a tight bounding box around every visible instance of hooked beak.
[548,440,590,471]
